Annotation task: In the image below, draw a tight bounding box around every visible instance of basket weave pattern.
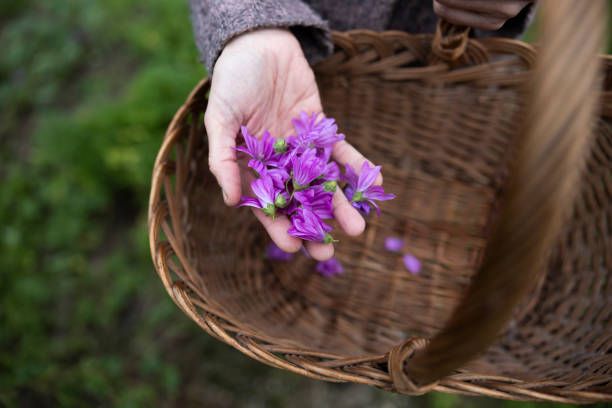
[149,2,612,403]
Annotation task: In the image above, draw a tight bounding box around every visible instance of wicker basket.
[148,1,611,403]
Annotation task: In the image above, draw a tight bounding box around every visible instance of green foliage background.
[1,1,610,407]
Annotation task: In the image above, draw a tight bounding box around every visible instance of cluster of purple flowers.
[237,111,395,244]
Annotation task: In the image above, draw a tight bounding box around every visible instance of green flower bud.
[274,194,287,208]
[323,180,337,193]
[274,138,287,155]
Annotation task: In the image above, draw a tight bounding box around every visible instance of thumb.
[204,106,242,206]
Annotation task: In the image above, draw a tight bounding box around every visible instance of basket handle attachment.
[390,0,607,391]
[430,20,470,64]
[429,19,490,67]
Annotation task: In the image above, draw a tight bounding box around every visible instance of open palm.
[205,29,379,260]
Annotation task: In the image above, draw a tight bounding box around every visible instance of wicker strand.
[404,0,607,386]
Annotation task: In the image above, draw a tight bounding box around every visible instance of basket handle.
[390,0,607,391]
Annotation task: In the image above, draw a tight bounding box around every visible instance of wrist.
[223,28,301,57]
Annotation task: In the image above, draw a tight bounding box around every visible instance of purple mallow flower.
[294,185,334,219]
[403,254,421,275]
[344,184,372,217]
[265,242,293,261]
[235,127,276,163]
[290,111,345,150]
[292,148,326,190]
[385,237,404,252]
[238,175,278,217]
[343,185,372,216]
[316,257,344,277]
[342,162,395,216]
[287,208,334,243]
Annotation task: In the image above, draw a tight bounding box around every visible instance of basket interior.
[177,70,611,388]
[184,76,523,356]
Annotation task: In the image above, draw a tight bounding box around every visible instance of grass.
[0,1,609,407]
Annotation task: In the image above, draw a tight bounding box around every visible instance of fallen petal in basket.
[316,257,344,277]
[265,242,293,261]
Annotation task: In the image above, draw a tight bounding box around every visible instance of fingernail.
[222,189,228,203]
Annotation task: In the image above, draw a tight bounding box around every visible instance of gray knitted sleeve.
[187,0,333,74]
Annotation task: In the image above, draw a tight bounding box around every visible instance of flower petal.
[322,161,340,181]
[403,254,422,275]
[267,167,290,190]
[385,237,404,252]
[351,200,371,217]
[292,111,311,136]
[287,208,331,242]
[248,159,267,177]
[368,199,381,217]
[234,146,252,157]
[237,196,262,209]
[357,162,381,192]
[251,176,276,206]
[294,186,333,219]
[341,164,359,188]
[315,257,344,277]
[260,130,276,161]
[363,185,395,201]
[241,126,258,158]
[266,242,293,261]
[292,148,326,187]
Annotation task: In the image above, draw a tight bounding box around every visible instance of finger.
[433,0,507,30]
[204,108,242,206]
[435,0,531,20]
[251,209,302,253]
[332,140,383,186]
[305,240,334,261]
[332,189,365,237]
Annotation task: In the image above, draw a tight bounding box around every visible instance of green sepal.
[274,138,287,155]
[323,180,337,193]
[351,190,364,202]
[274,194,287,209]
[263,203,276,217]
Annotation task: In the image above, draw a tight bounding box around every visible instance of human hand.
[433,0,534,30]
[205,29,379,260]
